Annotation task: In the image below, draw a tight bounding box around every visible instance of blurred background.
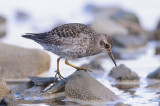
[0,0,160,105]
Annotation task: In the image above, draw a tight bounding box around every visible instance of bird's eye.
[105,44,110,48]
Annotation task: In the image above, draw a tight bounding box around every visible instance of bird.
[22,23,117,81]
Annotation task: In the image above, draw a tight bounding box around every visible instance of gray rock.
[109,64,139,81]
[92,17,128,35]
[0,16,6,38]
[146,82,160,93]
[147,67,160,79]
[0,42,50,79]
[113,34,147,49]
[1,77,65,105]
[91,6,143,36]
[146,82,160,89]
[81,60,104,75]
[10,76,64,100]
[115,102,130,106]
[111,10,141,35]
[1,70,119,104]
[0,78,10,100]
[65,70,118,103]
[11,81,34,94]
[154,20,160,41]
[28,76,55,86]
[155,44,160,55]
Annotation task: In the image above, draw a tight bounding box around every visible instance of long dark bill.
[108,52,117,67]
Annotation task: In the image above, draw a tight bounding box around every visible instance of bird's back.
[22,23,99,59]
[23,23,96,44]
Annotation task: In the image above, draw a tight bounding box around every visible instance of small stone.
[0,78,10,100]
[154,20,160,41]
[155,45,160,55]
[113,34,147,49]
[147,67,160,79]
[108,64,139,81]
[0,16,6,38]
[115,102,130,106]
[81,60,104,75]
[28,76,55,86]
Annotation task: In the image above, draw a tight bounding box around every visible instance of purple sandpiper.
[22,23,117,81]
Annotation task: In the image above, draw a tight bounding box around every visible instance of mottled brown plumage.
[48,23,95,37]
[22,23,117,81]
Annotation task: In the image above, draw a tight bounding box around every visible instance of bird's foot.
[76,67,92,72]
[54,70,65,82]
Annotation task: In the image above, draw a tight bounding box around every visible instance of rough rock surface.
[65,70,118,103]
[0,42,50,79]
[0,78,10,100]
[0,16,6,38]
[147,67,160,79]
[108,64,139,81]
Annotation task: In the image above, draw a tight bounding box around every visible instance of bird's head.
[99,34,117,67]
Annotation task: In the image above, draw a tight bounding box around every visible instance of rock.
[28,76,55,86]
[111,10,142,35]
[10,76,64,99]
[0,16,6,38]
[1,76,65,105]
[113,34,147,49]
[146,83,160,90]
[155,45,160,55]
[0,78,10,100]
[108,64,139,81]
[1,70,119,105]
[146,82,160,93]
[91,7,143,36]
[65,70,118,103]
[92,17,129,35]
[154,20,160,41]
[81,60,104,75]
[113,84,139,91]
[0,42,50,79]
[147,67,160,79]
[115,102,130,106]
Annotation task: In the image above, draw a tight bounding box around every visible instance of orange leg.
[54,58,65,81]
[65,59,91,72]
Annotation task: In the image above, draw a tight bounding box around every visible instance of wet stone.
[28,76,55,86]
[147,67,160,79]
[0,16,6,38]
[1,70,119,105]
[65,70,119,103]
[115,102,131,106]
[155,45,160,55]
[81,60,105,75]
[154,20,160,41]
[108,64,140,81]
